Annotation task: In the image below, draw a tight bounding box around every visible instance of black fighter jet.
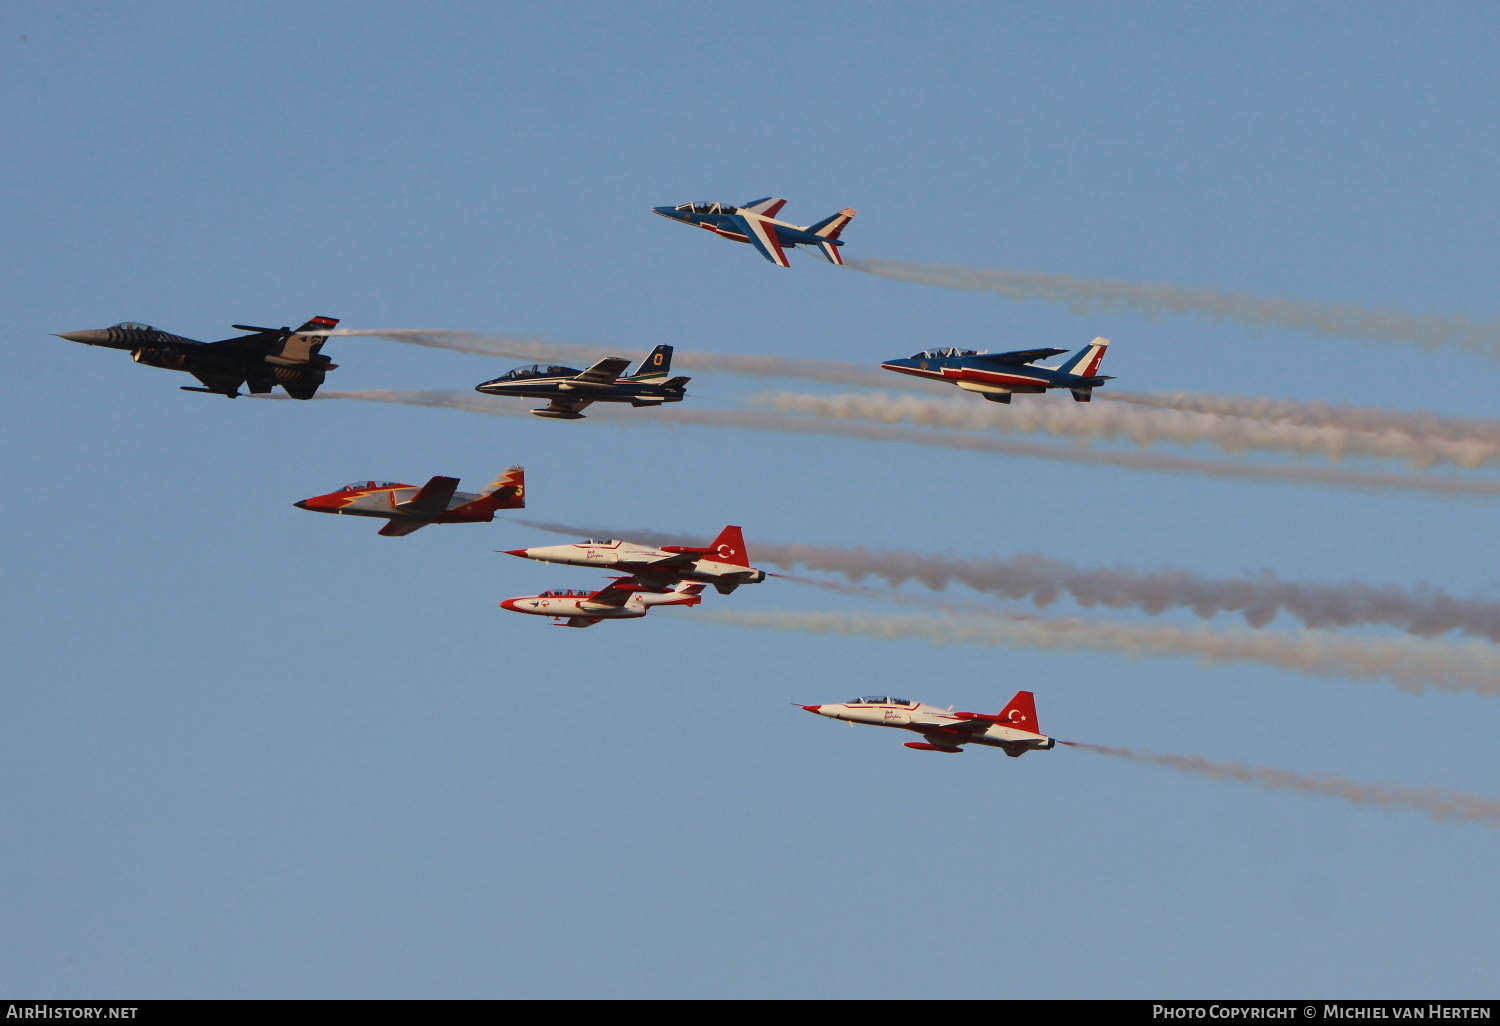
[55,316,340,398]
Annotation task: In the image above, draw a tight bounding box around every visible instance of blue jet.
[651,198,856,267]
[881,338,1114,403]
[475,344,688,419]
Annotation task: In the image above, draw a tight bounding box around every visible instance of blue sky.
[3,1,1499,998]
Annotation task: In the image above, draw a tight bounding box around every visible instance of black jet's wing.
[185,369,246,396]
[377,520,429,537]
[971,348,1069,366]
[535,397,595,418]
[205,327,290,354]
[395,476,460,516]
[570,357,632,385]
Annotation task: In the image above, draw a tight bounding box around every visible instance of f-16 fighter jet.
[506,525,765,595]
[800,691,1056,756]
[651,198,856,267]
[500,580,705,628]
[55,317,340,398]
[294,467,525,537]
[474,344,688,420]
[881,338,1113,403]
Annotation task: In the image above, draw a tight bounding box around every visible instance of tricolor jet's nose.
[651,206,685,220]
[55,330,109,344]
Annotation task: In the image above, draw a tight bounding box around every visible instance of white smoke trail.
[327,328,924,391]
[753,389,1500,471]
[1066,743,1500,827]
[1105,390,1500,448]
[316,390,1500,497]
[513,518,1500,642]
[846,258,1500,357]
[697,608,1500,697]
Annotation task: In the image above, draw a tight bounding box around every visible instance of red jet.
[295,467,525,536]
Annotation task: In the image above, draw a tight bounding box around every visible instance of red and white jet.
[800,691,1056,755]
[504,525,766,594]
[294,467,524,536]
[500,579,705,628]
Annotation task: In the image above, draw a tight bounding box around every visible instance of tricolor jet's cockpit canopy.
[675,201,732,215]
[342,480,402,491]
[494,364,581,381]
[912,347,978,359]
[113,322,153,331]
[847,696,914,706]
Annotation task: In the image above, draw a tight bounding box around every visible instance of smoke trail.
[753,389,1500,471]
[327,328,926,391]
[846,258,1500,357]
[513,518,1500,642]
[1066,743,1500,827]
[697,609,1500,697]
[1105,390,1500,449]
[317,390,1500,497]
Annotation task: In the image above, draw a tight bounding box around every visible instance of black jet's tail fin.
[626,345,673,382]
[267,316,339,366]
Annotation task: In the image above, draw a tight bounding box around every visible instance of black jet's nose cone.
[55,330,109,344]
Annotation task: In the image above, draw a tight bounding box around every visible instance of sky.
[2,0,1499,999]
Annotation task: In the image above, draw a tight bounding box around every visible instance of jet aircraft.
[651,197,856,267]
[500,579,705,628]
[800,690,1056,756]
[55,317,341,398]
[294,467,525,537]
[505,525,765,595]
[881,337,1113,403]
[475,344,688,419]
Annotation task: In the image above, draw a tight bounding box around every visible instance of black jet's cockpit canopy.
[113,321,153,331]
[912,347,978,359]
[343,480,403,491]
[676,201,732,215]
[494,363,581,381]
[848,696,914,706]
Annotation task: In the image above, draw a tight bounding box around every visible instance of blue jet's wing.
[728,214,791,267]
[971,348,1070,366]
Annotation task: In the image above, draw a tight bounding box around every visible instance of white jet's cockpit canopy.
[580,539,617,545]
[540,589,593,598]
[113,322,153,331]
[342,480,402,491]
[848,696,914,706]
[912,347,978,359]
[676,201,731,215]
[494,364,581,381]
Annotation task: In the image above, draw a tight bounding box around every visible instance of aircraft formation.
[54,195,1126,761]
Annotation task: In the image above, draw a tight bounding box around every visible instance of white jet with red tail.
[800,691,1056,756]
[500,579,705,628]
[504,525,766,595]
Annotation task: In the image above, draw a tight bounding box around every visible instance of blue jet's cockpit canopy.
[113,322,153,331]
[675,201,732,215]
[343,480,402,491]
[494,364,581,381]
[848,696,914,706]
[912,347,978,359]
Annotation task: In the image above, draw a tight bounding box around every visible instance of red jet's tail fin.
[705,525,749,567]
[449,466,525,517]
[997,691,1040,734]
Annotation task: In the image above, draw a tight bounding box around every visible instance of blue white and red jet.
[651,198,856,267]
[500,579,705,629]
[800,691,1056,755]
[881,337,1113,403]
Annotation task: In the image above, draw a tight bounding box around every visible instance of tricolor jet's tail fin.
[806,208,856,265]
[997,691,1040,734]
[1055,337,1110,379]
[705,525,750,568]
[626,345,673,381]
